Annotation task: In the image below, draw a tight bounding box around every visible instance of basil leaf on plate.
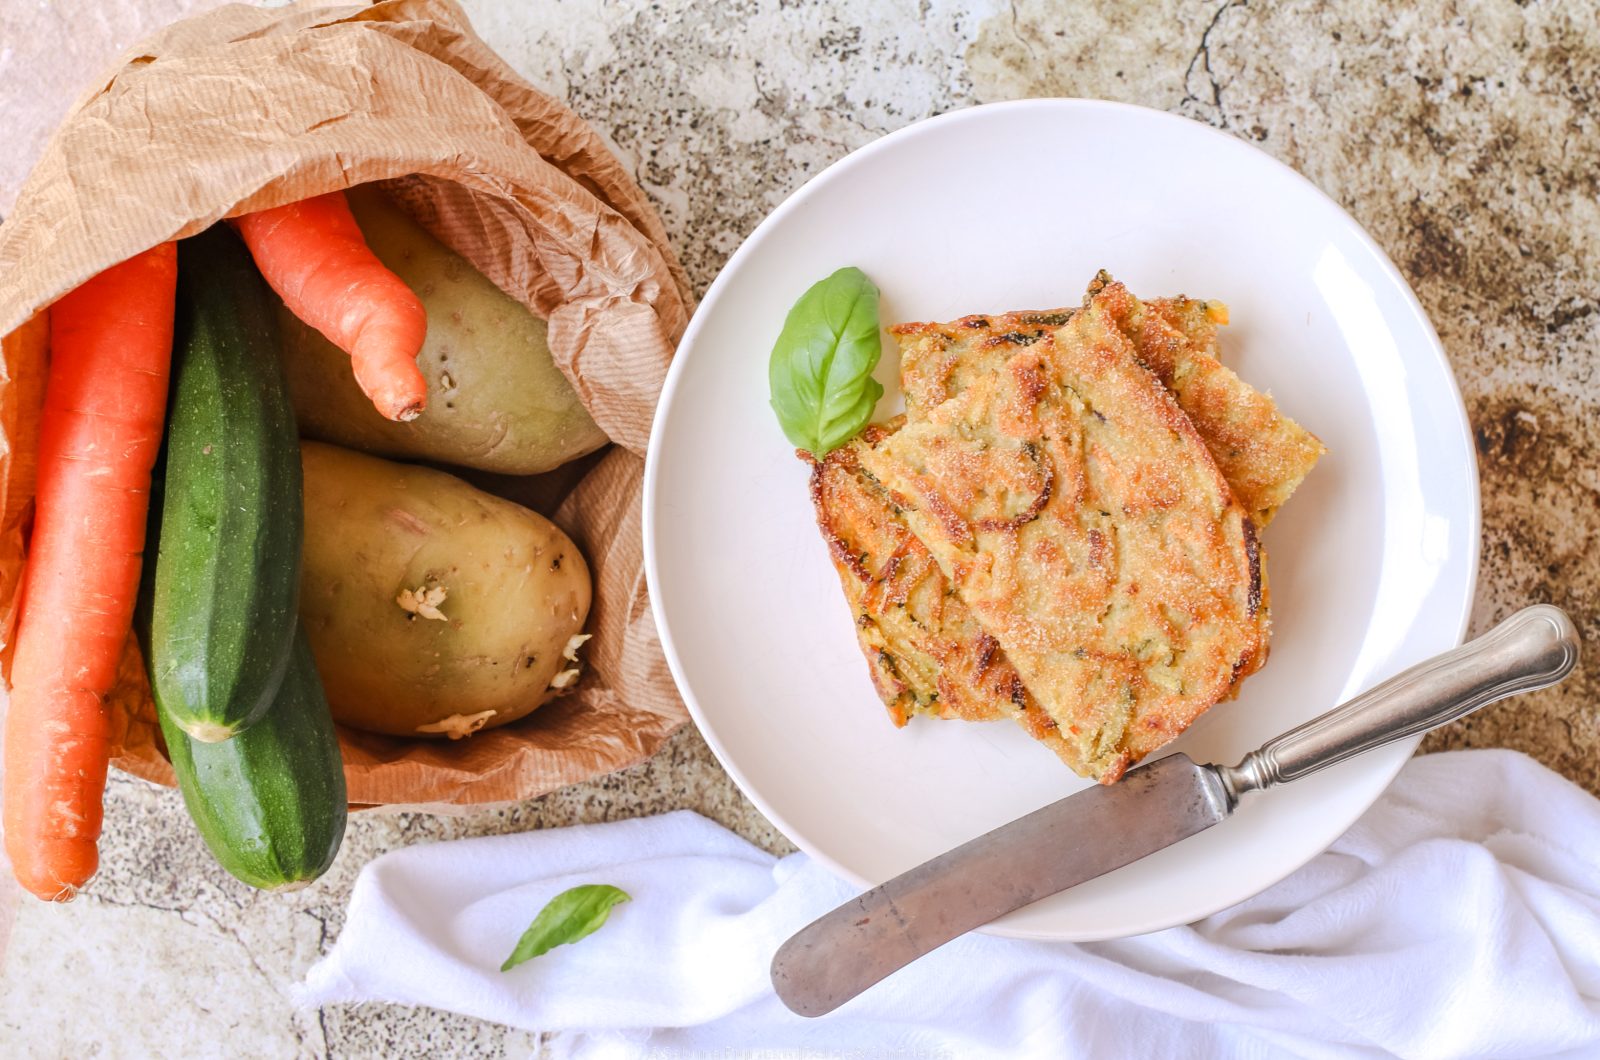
[768,266,885,459]
[500,883,631,971]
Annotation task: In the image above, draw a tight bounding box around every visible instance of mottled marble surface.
[2,0,1596,1056]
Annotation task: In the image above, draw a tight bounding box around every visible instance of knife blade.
[772,604,1581,1017]
[771,752,1226,1017]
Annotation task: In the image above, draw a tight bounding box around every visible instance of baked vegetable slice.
[858,283,1270,783]
[817,278,1323,776]
[157,626,347,890]
[146,225,303,740]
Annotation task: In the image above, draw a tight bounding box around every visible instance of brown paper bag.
[0,0,694,810]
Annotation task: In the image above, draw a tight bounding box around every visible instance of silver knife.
[772,604,1581,1017]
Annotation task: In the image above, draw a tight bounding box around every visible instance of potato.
[298,441,592,738]
[279,184,609,474]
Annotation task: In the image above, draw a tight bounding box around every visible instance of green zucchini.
[149,225,302,740]
[158,626,348,890]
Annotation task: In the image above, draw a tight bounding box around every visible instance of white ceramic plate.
[643,100,1479,941]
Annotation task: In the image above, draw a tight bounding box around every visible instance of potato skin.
[279,184,609,474]
[298,441,592,737]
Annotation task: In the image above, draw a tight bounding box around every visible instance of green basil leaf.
[768,266,885,458]
[500,884,631,971]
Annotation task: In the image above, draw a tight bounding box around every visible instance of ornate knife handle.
[1218,605,1580,804]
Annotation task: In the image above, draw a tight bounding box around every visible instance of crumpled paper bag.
[0,0,694,810]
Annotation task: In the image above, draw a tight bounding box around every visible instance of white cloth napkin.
[299,749,1600,1058]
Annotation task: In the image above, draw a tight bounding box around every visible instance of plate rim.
[642,97,1482,940]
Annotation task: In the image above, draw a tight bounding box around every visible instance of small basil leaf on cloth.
[500,884,631,971]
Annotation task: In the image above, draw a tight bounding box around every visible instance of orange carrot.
[3,243,176,901]
[232,191,428,421]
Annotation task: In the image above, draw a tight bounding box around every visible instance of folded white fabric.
[299,749,1600,1059]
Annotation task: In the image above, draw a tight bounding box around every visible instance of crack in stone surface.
[1181,0,1246,125]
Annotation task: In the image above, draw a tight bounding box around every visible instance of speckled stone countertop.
[1,1,1595,1055]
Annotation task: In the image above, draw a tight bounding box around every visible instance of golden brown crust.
[858,286,1271,783]
[815,278,1313,781]
[806,424,1077,759]
[1091,276,1325,526]
[895,308,1077,419]
[896,276,1321,526]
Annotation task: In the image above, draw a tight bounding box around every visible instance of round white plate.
[643,99,1480,941]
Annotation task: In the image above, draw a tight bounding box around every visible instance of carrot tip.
[393,402,425,422]
[10,850,94,902]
